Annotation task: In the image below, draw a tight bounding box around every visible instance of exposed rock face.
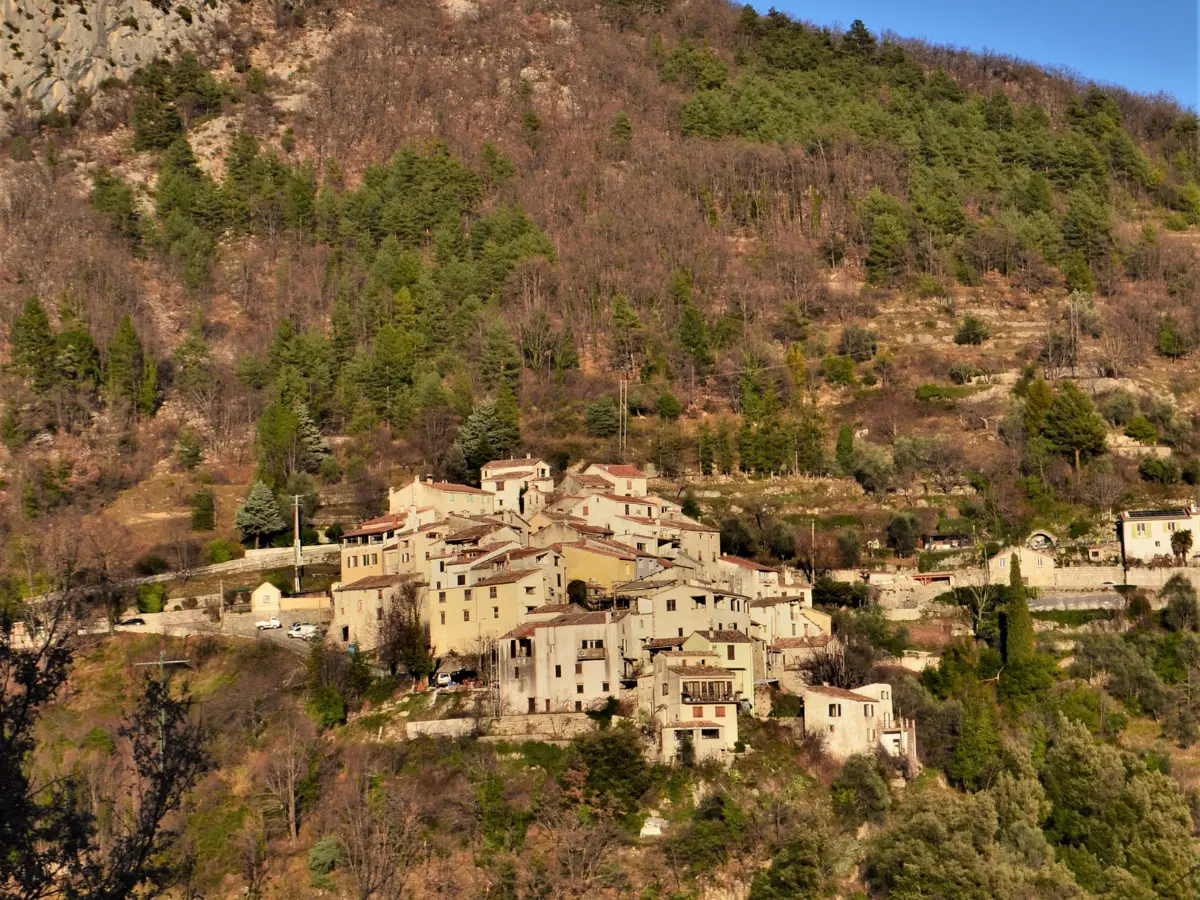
[1,0,227,113]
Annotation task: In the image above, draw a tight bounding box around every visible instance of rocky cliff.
[1,0,226,115]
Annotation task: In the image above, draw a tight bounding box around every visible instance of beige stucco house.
[802,682,918,762]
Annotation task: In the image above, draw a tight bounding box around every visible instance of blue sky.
[761,1,1199,109]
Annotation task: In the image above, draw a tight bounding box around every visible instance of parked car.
[117,617,146,626]
[255,616,282,630]
[288,623,318,640]
[434,672,452,688]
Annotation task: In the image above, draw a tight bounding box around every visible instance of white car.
[255,616,281,630]
[288,623,318,640]
[434,672,452,688]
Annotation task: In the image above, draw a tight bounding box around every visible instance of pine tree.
[138,356,158,417]
[584,398,619,438]
[675,304,713,374]
[9,298,58,391]
[458,399,515,478]
[494,384,521,453]
[235,480,286,548]
[836,424,854,473]
[1043,382,1107,470]
[697,422,714,475]
[256,401,302,490]
[610,295,643,371]
[1022,378,1054,436]
[480,325,521,394]
[794,403,826,474]
[106,315,143,407]
[330,299,355,368]
[1003,553,1034,664]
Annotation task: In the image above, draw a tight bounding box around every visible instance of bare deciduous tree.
[335,773,424,900]
[260,704,317,844]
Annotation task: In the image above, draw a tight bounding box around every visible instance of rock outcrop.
[1,0,227,116]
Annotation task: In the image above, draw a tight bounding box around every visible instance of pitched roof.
[663,721,727,729]
[335,574,419,592]
[692,629,754,644]
[485,469,535,480]
[567,473,611,489]
[1122,507,1194,520]
[430,481,492,495]
[771,635,833,650]
[805,683,876,702]
[342,513,408,538]
[482,457,547,470]
[669,665,733,677]
[749,594,810,608]
[591,464,647,479]
[529,603,580,615]
[558,541,637,561]
[445,525,505,543]
[719,555,777,572]
[673,519,719,533]
[645,637,686,650]
[657,650,717,659]
[473,569,540,587]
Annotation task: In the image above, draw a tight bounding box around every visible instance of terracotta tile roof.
[431,481,492,495]
[669,665,733,677]
[586,492,661,506]
[445,525,501,543]
[719,555,777,572]
[805,683,876,702]
[693,629,754,644]
[568,474,611,489]
[529,603,579,614]
[570,523,613,535]
[473,569,540,587]
[617,515,659,525]
[673,520,719,533]
[501,623,538,639]
[559,541,637,561]
[342,513,407,538]
[335,574,420,591]
[501,547,556,561]
[591,464,647,478]
[485,469,535,480]
[663,721,728,729]
[482,457,547,470]
[645,637,686,650]
[657,650,717,659]
[749,594,811,607]
[771,635,833,650]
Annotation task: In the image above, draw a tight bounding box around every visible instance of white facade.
[1119,507,1200,564]
[250,581,282,613]
[498,610,627,714]
[481,457,555,515]
[988,545,1057,587]
[388,476,495,518]
[803,683,917,762]
[582,463,648,497]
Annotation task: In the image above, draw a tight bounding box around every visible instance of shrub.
[318,454,342,483]
[307,834,340,890]
[1098,389,1138,426]
[831,755,890,825]
[954,314,990,345]
[821,355,855,386]
[176,429,203,469]
[836,325,877,362]
[307,686,346,728]
[584,398,619,437]
[204,539,243,564]
[1138,455,1179,485]
[133,553,170,576]
[948,361,977,385]
[1124,415,1158,444]
[655,391,681,420]
[363,677,399,705]
[136,583,166,614]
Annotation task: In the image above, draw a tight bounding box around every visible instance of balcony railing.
[681,690,734,703]
[577,647,606,661]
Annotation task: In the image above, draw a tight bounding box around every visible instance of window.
[727,645,735,660]
[573,662,583,675]
[576,684,584,694]
[882,690,889,699]
[701,728,720,740]
[456,574,465,586]
[489,586,498,599]
[602,682,609,692]
[1135,522,1146,536]
[376,608,383,620]
[626,480,632,490]
[341,625,349,642]
[524,586,535,595]
[999,558,1006,569]
[463,610,470,622]
[715,706,725,718]
[1168,521,1177,532]
[545,699,551,712]
[582,506,588,516]
[828,703,842,717]
[464,589,472,601]
[439,612,446,625]
[864,704,874,717]
[827,724,835,733]
[662,683,668,696]
[666,599,676,612]
[555,665,562,678]
[438,591,446,603]
[493,607,500,618]
[624,504,630,515]
[693,707,704,718]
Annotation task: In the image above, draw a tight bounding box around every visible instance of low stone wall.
[406,718,479,740]
[485,712,615,741]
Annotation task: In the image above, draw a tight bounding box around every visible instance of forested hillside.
[3,2,1200,898]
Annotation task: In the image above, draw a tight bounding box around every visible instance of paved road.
[114,610,330,655]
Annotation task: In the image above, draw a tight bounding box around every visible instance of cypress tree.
[190,489,215,531]
[836,424,854,473]
[235,480,286,548]
[1003,553,1035,664]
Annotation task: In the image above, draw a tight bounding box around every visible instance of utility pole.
[292,494,302,593]
[133,649,190,757]
[218,578,224,630]
[618,379,627,461]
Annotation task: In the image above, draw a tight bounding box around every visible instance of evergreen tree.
[235,479,286,548]
[714,420,736,475]
[293,401,331,472]
[947,695,1002,790]
[459,399,516,478]
[1003,553,1034,664]
[835,423,854,473]
[1021,377,1054,436]
[106,315,143,407]
[138,356,158,417]
[9,298,58,391]
[330,299,355,368]
[1043,382,1107,470]
[480,325,521,394]
[794,403,826,474]
[256,401,302,490]
[176,429,203,470]
[865,213,909,284]
[1155,315,1188,359]
[675,304,713,374]
[54,319,101,388]
[494,383,521,452]
[610,295,643,370]
[190,489,215,532]
[697,422,714,475]
[584,398,620,438]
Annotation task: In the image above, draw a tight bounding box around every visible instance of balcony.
[681,689,734,704]
[577,647,606,661]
